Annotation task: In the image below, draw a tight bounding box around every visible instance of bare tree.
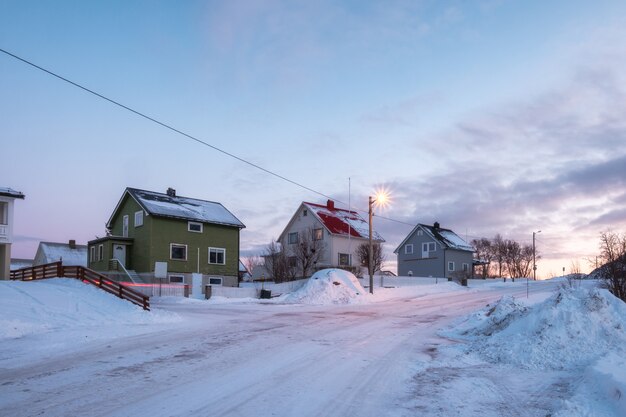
[288,227,325,278]
[356,242,385,274]
[263,241,289,283]
[471,238,493,278]
[492,234,506,278]
[598,231,626,301]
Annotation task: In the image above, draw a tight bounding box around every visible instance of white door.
[113,244,126,267]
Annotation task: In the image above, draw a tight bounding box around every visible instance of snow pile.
[0,278,180,340]
[555,352,626,417]
[446,287,626,370]
[283,269,367,305]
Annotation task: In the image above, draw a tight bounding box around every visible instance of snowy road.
[1,280,562,417]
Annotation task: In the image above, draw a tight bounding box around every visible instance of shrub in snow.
[446,287,626,371]
[283,269,367,305]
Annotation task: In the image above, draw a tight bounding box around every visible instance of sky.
[2,0,626,277]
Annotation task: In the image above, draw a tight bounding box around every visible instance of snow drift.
[0,278,180,340]
[283,269,367,305]
[446,287,626,370]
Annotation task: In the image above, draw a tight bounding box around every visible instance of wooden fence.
[10,262,150,311]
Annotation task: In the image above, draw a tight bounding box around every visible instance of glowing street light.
[368,190,389,295]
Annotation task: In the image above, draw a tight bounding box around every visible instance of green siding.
[106,193,240,276]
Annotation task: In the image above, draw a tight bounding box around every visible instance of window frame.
[169,274,185,284]
[462,263,469,272]
[209,277,223,286]
[208,247,226,265]
[170,243,188,261]
[98,244,104,261]
[313,228,324,241]
[134,210,144,227]
[0,201,7,224]
[405,244,414,255]
[89,246,96,262]
[448,261,455,272]
[188,221,203,233]
[422,242,436,257]
[288,232,299,245]
[338,253,351,266]
[122,215,129,237]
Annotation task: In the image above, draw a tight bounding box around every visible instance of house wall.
[396,228,445,277]
[0,244,9,280]
[396,227,474,278]
[279,204,371,271]
[107,195,240,279]
[280,205,331,264]
[0,196,16,245]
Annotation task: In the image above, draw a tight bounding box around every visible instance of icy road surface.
[1,280,563,417]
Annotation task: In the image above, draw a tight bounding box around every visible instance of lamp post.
[368,192,388,295]
[533,230,541,281]
[368,196,374,294]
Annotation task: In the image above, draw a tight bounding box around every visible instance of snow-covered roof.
[113,188,245,229]
[394,223,474,253]
[0,187,25,199]
[35,242,88,267]
[303,201,384,241]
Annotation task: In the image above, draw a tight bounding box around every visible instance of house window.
[313,228,323,241]
[417,230,423,236]
[338,253,351,266]
[288,256,297,268]
[209,277,223,286]
[89,246,95,262]
[134,211,143,227]
[0,202,7,224]
[405,244,414,255]
[303,209,308,217]
[169,274,185,284]
[188,221,203,233]
[448,262,455,272]
[463,263,469,272]
[288,232,298,245]
[422,242,436,258]
[98,244,104,261]
[122,215,129,237]
[170,243,187,261]
[209,247,225,264]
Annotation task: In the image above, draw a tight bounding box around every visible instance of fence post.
[57,262,63,278]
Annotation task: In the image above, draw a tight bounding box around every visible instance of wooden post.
[57,261,63,278]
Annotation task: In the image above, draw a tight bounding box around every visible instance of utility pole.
[368,196,374,295]
[533,230,541,281]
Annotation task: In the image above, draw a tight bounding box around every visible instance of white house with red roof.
[276,200,384,276]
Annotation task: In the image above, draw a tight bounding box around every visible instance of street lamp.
[368,191,388,294]
[533,230,541,281]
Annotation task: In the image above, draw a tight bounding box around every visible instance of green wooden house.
[88,187,245,287]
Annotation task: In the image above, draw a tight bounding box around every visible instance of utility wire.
[1,47,421,228]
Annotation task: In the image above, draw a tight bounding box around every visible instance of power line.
[1,47,422,229]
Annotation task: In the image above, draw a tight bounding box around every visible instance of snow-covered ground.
[1,273,623,417]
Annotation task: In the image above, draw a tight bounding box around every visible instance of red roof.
[304,201,384,241]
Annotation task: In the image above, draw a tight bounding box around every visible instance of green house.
[88,187,245,287]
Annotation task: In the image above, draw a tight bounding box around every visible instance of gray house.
[394,222,474,278]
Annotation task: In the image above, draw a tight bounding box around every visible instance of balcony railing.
[0,224,7,237]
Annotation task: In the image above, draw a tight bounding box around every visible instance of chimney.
[434,222,440,229]
[327,200,335,210]
[69,239,76,249]
[166,187,176,197]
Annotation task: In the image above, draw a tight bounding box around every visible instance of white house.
[276,200,385,276]
[0,187,25,280]
[34,240,88,267]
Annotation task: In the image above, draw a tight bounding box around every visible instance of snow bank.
[283,269,367,305]
[445,287,626,370]
[0,279,180,340]
[555,352,626,417]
